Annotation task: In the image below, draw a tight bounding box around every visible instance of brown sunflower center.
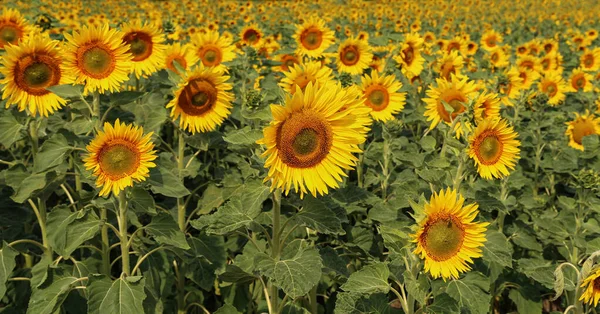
[441,62,456,80]
[403,46,414,64]
[98,142,140,180]
[485,37,496,47]
[544,44,553,53]
[478,135,502,163]
[123,32,153,62]
[243,29,260,44]
[573,75,586,89]
[422,214,465,261]
[520,60,534,70]
[572,120,596,145]
[80,45,116,79]
[518,47,526,54]
[0,25,20,46]
[541,58,550,70]
[301,28,323,50]
[340,45,360,66]
[15,54,61,96]
[438,93,467,122]
[166,56,187,74]
[178,79,218,116]
[276,112,333,168]
[583,54,594,67]
[593,278,600,292]
[491,52,499,62]
[544,82,557,97]
[447,42,460,52]
[365,87,390,111]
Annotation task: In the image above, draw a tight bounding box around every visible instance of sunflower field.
[1,0,600,313]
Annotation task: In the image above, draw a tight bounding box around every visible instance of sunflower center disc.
[479,135,502,163]
[130,38,148,56]
[192,91,210,108]
[575,77,585,88]
[23,62,53,88]
[204,49,217,63]
[305,32,319,46]
[82,46,113,76]
[244,30,259,44]
[292,129,319,156]
[584,55,593,67]
[594,278,600,291]
[0,26,18,43]
[573,121,595,144]
[491,53,499,62]
[367,89,388,110]
[301,28,322,50]
[99,144,139,179]
[545,83,557,96]
[423,217,465,261]
[403,47,414,63]
[344,51,356,62]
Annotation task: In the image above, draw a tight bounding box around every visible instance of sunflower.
[516,44,528,57]
[423,75,478,138]
[580,48,600,72]
[293,16,335,58]
[162,43,199,75]
[191,30,236,67]
[84,119,157,197]
[498,67,524,107]
[275,53,300,72]
[539,52,560,74]
[0,8,32,50]
[567,68,593,93]
[586,29,599,42]
[0,33,74,117]
[488,47,509,69]
[517,67,541,90]
[433,50,464,80]
[445,36,468,56]
[517,55,542,73]
[279,61,334,94]
[394,33,425,78]
[537,71,567,106]
[542,39,559,55]
[466,41,478,55]
[480,29,503,51]
[63,25,132,94]
[468,118,520,179]
[472,91,501,123]
[167,64,233,134]
[239,23,263,48]
[369,55,386,73]
[256,81,368,198]
[359,71,406,122]
[412,188,489,280]
[565,111,600,151]
[580,268,600,307]
[120,20,166,78]
[336,37,373,75]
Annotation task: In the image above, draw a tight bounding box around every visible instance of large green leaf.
[292,196,345,235]
[482,229,513,268]
[46,206,101,258]
[33,133,72,173]
[27,271,80,314]
[129,187,157,215]
[0,242,18,299]
[0,111,25,148]
[87,275,146,314]
[508,288,542,314]
[222,126,263,146]
[341,262,390,295]
[144,213,190,249]
[256,245,323,299]
[445,272,490,314]
[214,303,242,314]
[148,166,190,198]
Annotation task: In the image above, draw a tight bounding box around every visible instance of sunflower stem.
[100,206,111,276]
[30,198,51,259]
[270,189,282,312]
[92,91,101,131]
[453,154,465,191]
[357,143,365,188]
[177,130,186,231]
[29,119,39,158]
[117,190,130,277]
[381,124,391,201]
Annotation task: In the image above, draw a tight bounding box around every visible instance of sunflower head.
[83,119,157,197]
[0,9,32,49]
[239,23,263,47]
[336,37,373,75]
[394,33,425,78]
[468,118,520,180]
[412,188,489,280]
[163,43,199,75]
[166,64,234,134]
[279,61,334,94]
[580,268,600,307]
[434,50,464,80]
[481,29,503,51]
[359,71,406,122]
[565,111,600,151]
[121,20,166,78]
[472,91,501,123]
[567,68,593,92]
[293,16,335,58]
[192,30,236,68]
[537,70,567,106]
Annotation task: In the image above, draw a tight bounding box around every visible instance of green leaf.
[218,264,257,283]
[34,134,72,173]
[214,303,241,314]
[148,166,190,198]
[121,92,167,135]
[404,270,429,306]
[293,196,345,234]
[424,293,460,313]
[46,84,83,98]
[256,246,323,299]
[517,258,555,289]
[420,136,437,151]
[445,272,490,314]
[46,206,101,258]
[144,213,190,249]
[129,187,157,215]
[319,247,350,278]
[0,110,25,148]
[508,288,542,314]
[27,273,79,314]
[482,230,513,268]
[188,233,227,269]
[0,242,18,299]
[341,262,390,295]
[10,172,48,203]
[222,126,263,145]
[87,275,146,314]
[30,254,53,289]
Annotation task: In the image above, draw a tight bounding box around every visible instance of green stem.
[175,260,186,314]
[100,207,111,275]
[453,155,465,191]
[117,191,130,276]
[270,190,282,312]
[357,143,365,188]
[32,199,51,259]
[309,285,318,314]
[177,131,186,231]
[381,127,390,201]
[29,120,39,158]
[92,91,101,131]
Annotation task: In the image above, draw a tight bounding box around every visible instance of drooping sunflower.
[256,81,369,198]
[580,48,600,72]
[580,268,600,307]
[433,50,464,80]
[539,52,560,74]
[537,71,567,106]
[488,47,509,69]
[336,37,373,75]
[167,64,234,134]
[120,20,166,78]
[565,111,600,151]
[468,118,520,180]
[423,75,478,138]
[0,8,32,50]
[445,36,468,56]
[239,23,263,48]
[63,25,132,94]
[191,30,236,67]
[567,68,593,93]
[472,91,501,123]
[359,71,406,122]
[293,16,335,59]
[412,188,489,280]
[162,43,199,75]
[84,119,157,197]
[279,61,334,94]
[394,33,425,78]
[0,33,74,117]
[498,67,524,107]
[480,29,503,51]
[275,53,300,72]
